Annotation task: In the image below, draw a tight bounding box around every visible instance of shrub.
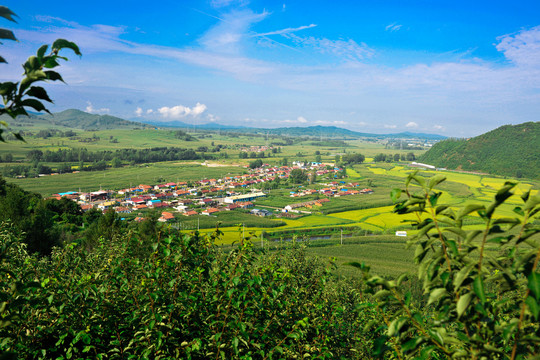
[353,171,540,359]
[0,226,375,359]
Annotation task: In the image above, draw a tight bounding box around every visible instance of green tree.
[343,153,365,165]
[249,158,263,169]
[289,168,307,184]
[111,157,122,168]
[374,153,386,162]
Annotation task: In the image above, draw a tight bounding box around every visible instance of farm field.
[206,164,539,245]
[0,126,415,163]
[9,162,243,195]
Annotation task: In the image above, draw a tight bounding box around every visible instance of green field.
[8,162,243,195]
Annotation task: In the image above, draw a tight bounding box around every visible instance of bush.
[353,171,540,359]
[0,227,376,359]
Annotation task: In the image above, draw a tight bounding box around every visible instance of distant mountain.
[4,108,446,140]
[419,122,540,179]
[3,109,151,130]
[229,125,446,140]
[137,118,245,130]
[35,109,151,130]
[391,131,447,140]
[133,118,446,139]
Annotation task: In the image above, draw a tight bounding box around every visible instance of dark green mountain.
[419,122,540,179]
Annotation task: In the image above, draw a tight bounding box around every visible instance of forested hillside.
[419,122,540,178]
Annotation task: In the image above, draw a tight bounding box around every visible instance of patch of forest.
[419,121,540,179]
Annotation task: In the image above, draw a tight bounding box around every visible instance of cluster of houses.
[290,182,373,198]
[49,163,373,223]
[239,145,274,153]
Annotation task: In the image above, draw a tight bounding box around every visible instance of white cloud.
[85,102,110,114]
[207,114,220,122]
[285,34,374,61]
[496,26,540,68]
[254,24,317,37]
[433,125,445,131]
[135,107,143,117]
[385,23,403,32]
[406,122,418,128]
[146,109,154,114]
[199,9,268,54]
[158,103,208,119]
[314,120,347,125]
[210,0,247,8]
[297,116,308,123]
[384,124,397,129]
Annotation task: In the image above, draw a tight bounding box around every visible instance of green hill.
[3,109,150,130]
[419,122,540,179]
[36,109,151,130]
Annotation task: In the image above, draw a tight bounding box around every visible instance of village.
[48,162,374,223]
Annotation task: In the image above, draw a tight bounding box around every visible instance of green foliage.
[289,168,308,184]
[174,129,197,141]
[249,158,263,169]
[0,7,17,58]
[342,153,365,165]
[357,171,540,359]
[0,7,81,142]
[0,227,376,359]
[420,122,540,179]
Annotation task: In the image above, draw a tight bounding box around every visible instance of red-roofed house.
[201,208,220,216]
[159,212,175,222]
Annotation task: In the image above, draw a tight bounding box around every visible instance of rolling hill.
[4,109,151,130]
[419,122,540,179]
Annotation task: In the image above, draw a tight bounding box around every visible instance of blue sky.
[3,0,540,136]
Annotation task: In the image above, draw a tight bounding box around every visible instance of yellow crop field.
[366,166,388,175]
[346,168,363,180]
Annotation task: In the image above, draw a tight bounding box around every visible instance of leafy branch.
[0,6,81,142]
[357,171,540,359]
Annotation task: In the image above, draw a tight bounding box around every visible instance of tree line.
[0,146,231,177]
[26,147,206,163]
